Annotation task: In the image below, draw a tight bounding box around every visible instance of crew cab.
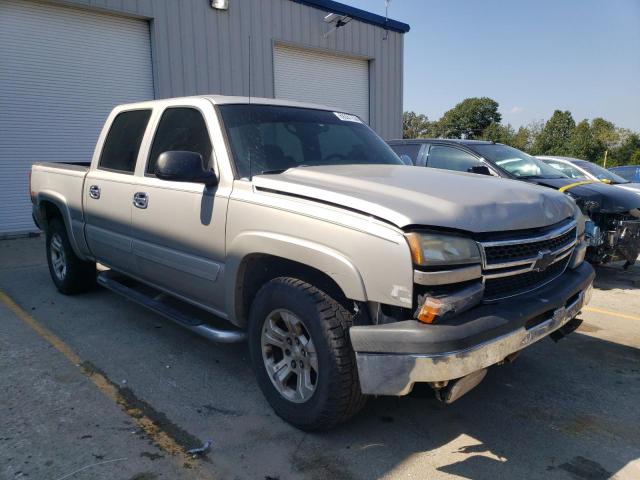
[389,139,640,268]
[31,97,594,430]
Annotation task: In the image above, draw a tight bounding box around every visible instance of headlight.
[571,202,588,269]
[573,202,586,237]
[405,232,481,266]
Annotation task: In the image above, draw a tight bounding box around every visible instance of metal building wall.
[42,0,404,138]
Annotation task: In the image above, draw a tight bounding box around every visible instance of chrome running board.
[97,270,245,343]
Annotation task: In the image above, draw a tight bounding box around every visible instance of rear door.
[130,100,228,313]
[84,109,151,274]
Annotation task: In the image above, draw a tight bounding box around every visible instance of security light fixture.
[211,0,228,10]
[323,13,352,38]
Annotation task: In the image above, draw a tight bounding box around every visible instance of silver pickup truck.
[30,95,595,430]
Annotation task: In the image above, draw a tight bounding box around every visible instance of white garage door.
[274,44,369,123]
[0,0,154,235]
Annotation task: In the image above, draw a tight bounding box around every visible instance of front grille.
[479,220,577,301]
[484,256,570,300]
[483,227,576,265]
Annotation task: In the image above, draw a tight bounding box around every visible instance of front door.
[131,104,228,313]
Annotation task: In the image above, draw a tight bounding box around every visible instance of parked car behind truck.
[31,96,594,430]
[610,165,640,183]
[389,139,640,268]
[538,156,640,196]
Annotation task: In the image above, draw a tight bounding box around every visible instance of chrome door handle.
[89,185,100,199]
[133,192,148,209]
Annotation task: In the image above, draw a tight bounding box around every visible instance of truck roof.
[117,95,337,113]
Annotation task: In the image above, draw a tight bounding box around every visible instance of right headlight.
[573,201,586,238]
[405,232,481,267]
[571,201,588,268]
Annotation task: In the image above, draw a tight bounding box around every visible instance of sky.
[345,0,640,131]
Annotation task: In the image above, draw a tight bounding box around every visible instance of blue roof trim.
[291,0,410,33]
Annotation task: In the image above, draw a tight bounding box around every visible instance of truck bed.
[30,162,89,239]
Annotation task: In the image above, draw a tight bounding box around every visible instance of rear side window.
[389,144,421,165]
[147,108,213,175]
[427,145,481,173]
[99,109,151,173]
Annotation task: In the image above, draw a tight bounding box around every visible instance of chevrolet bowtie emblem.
[532,250,555,272]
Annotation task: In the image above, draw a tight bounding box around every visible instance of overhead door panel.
[0,0,154,234]
[273,44,369,123]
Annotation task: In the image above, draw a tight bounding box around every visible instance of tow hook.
[432,369,488,404]
[549,317,583,342]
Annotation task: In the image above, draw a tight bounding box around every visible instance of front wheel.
[248,277,366,431]
[46,218,96,294]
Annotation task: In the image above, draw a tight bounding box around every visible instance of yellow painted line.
[558,180,599,192]
[584,306,640,322]
[0,290,202,471]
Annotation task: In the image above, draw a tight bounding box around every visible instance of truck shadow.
[593,260,640,291]
[318,330,640,480]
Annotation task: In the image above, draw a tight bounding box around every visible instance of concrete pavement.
[1,236,639,480]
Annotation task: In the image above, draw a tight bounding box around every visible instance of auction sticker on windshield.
[334,112,362,123]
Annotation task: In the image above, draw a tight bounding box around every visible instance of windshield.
[218,104,404,178]
[471,144,568,179]
[572,160,629,184]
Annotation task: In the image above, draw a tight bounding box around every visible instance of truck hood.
[523,178,640,214]
[252,165,575,233]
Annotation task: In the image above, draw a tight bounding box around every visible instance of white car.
[539,156,640,196]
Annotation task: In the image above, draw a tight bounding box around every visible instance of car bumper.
[350,262,595,396]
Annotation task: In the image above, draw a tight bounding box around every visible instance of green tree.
[402,111,431,139]
[481,122,514,144]
[591,118,619,160]
[510,126,532,151]
[610,132,640,166]
[531,110,576,155]
[569,120,600,161]
[437,97,501,139]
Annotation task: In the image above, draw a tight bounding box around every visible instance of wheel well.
[39,200,64,231]
[235,254,352,327]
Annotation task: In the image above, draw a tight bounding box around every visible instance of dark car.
[388,139,640,268]
[610,165,640,183]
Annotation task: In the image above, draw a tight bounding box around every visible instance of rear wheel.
[46,218,96,294]
[248,277,366,431]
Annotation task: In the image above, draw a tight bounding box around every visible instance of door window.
[389,144,422,165]
[99,109,151,173]
[427,145,481,173]
[147,108,213,175]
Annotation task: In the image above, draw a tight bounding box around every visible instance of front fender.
[225,231,367,322]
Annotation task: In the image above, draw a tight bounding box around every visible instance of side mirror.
[155,151,218,186]
[468,165,492,176]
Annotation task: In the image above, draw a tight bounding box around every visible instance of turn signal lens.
[417,298,442,324]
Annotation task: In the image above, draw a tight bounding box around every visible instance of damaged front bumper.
[584,214,640,266]
[350,262,595,396]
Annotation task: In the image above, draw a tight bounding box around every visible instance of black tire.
[248,277,366,431]
[46,218,96,295]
